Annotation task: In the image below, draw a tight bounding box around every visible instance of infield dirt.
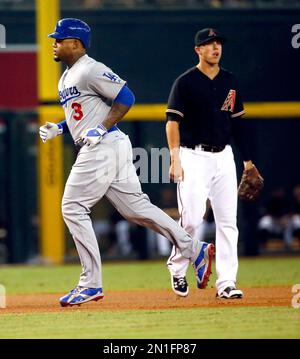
[1,286,291,313]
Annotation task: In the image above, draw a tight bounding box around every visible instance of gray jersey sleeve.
[87,62,126,101]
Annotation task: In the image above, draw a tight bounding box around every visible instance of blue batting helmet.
[48,18,91,48]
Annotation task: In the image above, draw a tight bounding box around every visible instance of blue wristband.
[57,120,69,134]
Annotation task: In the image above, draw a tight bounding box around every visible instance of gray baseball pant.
[62,130,202,288]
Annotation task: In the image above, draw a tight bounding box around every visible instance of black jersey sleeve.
[231,77,245,119]
[232,118,251,160]
[166,77,186,122]
[230,76,251,160]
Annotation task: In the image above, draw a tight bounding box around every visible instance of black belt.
[183,144,225,153]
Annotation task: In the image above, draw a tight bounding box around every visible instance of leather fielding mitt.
[238,164,264,201]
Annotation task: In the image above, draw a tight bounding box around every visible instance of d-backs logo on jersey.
[221,89,236,112]
[59,86,81,106]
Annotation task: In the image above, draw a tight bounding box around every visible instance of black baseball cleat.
[171,276,189,297]
[216,286,243,299]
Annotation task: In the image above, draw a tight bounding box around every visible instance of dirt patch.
[0,287,292,314]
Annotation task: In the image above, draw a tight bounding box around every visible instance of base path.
[0,287,292,314]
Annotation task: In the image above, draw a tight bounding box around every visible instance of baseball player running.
[39,18,214,307]
[165,28,260,299]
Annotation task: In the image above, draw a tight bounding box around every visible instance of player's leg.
[107,186,214,291]
[106,186,198,258]
[60,133,121,305]
[209,146,242,299]
[167,147,212,295]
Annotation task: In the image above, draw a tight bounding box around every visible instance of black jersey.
[166,67,245,148]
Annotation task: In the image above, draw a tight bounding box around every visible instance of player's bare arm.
[79,85,135,147]
[166,120,184,182]
[102,102,132,130]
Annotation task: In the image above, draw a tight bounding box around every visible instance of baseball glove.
[238,164,264,201]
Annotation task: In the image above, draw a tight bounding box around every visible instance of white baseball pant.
[167,145,239,293]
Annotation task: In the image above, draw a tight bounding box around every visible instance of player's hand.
[169,160,184,182]
[81,124,108,147]
[39,122,60,143]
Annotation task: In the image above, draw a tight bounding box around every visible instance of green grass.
[0,257,300,338]
[0,257,299,294]
[0,307,299,339]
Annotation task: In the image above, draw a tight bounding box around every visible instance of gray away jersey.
[58,54,126,141]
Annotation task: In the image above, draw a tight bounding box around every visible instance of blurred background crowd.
[0,0,299,9]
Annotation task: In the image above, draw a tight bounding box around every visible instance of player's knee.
[61,198,79,220]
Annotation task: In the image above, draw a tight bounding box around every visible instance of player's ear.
[75,39,85,51]
[194,46,201,56]
[73,39,80,50]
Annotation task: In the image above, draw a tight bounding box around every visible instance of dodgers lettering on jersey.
[59,86,81,105]
[58,54,125,141]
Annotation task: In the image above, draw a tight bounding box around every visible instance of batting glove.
[81,124,108,147]
[39,122,63,143]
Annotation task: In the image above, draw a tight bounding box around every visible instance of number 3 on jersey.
[72,102,83,121]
